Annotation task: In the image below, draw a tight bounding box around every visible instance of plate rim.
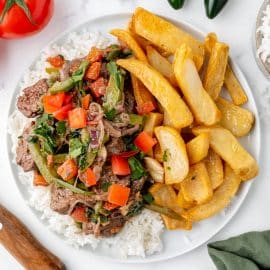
[5,12,261,264]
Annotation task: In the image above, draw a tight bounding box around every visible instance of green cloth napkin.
[208,231,270,270]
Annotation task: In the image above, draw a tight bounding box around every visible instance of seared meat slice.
[103,120,121,138]
[131,176,147,194]
[99,166,130,187]
[124,89,135,114]
[121,124,140,136]
[17,79,48,118]
[106,137,126,157]
[16,122,35,172]
[92,146,107,181]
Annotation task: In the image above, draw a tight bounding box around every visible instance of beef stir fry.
[16,45,158,237]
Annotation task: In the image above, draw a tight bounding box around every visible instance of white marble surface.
[0,0,269,269]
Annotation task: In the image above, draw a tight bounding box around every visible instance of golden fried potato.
[146,45,178,87]
[176,190,197,209]
[161,214,192,230]
[144,157,164,183]
[117,59,193,129]
[131,7,204,70]
[224,64,248,105]
[149,183,182,215]
[204,148,224,189]
[186,133,210,164]
[204,32,218,54]
[193,126,259,181]
[203,42,229,100]
[173,45,221,126]
[155,126,189,184]
[154,144,164,163]
[110,29,147,62]
[216,97,255,137]
[143,112,163,137]
[180,162,213,204]
[182,163,241,221]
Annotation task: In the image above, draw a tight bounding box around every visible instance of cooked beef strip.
[106,137,126,157]
[131,176,147,194]
[92,146,107,181]
[124,89,135,114]
[17,79,48,118]
[99,166,130,187]
[50,185,108,215]
[121,124,140,136]
[103,120,122,138]
[100,213,126,237]
[16,122,35,172]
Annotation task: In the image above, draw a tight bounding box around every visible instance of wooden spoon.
[0,205,65,270]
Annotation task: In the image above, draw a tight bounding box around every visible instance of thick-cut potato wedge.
[203,42,229,100]
[163,110,176,128]
[180,162,213,204]
[154,144,163,163]
[204,148,224,189]
[176,190,197,209]
[182,163,241,221]
[204,32,218,54]
[186,133,210,164]
[110,29,147,62]
[216,97,255,137]
[146,45,178,87]
[161,214,192,230]
[131,75,156,109]
[143,112,163,136]
[117,59,193,129]
[144,157,164,183]
[155,126,189,184]
[131,7,204,70]
[224,64,248,105]
[193,126,259,181]
[149,183,182,215]
[173,45,221,126]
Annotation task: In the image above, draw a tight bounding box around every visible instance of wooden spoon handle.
[0,205,65,270]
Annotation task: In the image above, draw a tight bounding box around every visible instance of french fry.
[161,214,192,230]
[203,42,229,100]
[149,183,182,215]
[131,7,205,70]
[144,157,164,183]
[154,144,164,163]
[173,45,221,126]
[224,64,248,105]
[180,162,213,204]
[117,59,193,129]
[182,163,241,222]
[204,148,224,189]
[146,45,178,87]
[155,126,189,184]
[192,126,259,181]
[176,190,197,209]
[186,133,210,164]
[143,112,163,137]
[216,97,255,137]
[204,32,218,54]
[110,29,147,62]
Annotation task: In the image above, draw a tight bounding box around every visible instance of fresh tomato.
[117,150,139,158]
[111,155,131,176]
[86,47,103,63]
[103,202,119,211]
[68,107,87,129]
[79,168,97,187]
[57,159,78,181]
[81,94,91,110]
[85,62,101,81]
[70,207,88,223]
[33,171,48,186]
[47,92,65,108]
[108,184,130,206]
[0,0,54,39]
[53,103,73,121]
[47,55,65,68]
[134,131,157,153]
[90,77,107,98]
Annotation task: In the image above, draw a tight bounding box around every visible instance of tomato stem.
[0,0,36,25]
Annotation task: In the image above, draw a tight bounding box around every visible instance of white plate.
[7,13,261,263]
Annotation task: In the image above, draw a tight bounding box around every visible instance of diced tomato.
[47,55,65,68]
[68,108,87,129]
[47,92,66,108]
[79,168,97,187]
[43,95,60,114]
[117,150,139,158]
[33,171,49,187]
[57,159,78,181]
[103,202,119,211]
[81,94,91,110]
[47,155,54,168]
[111,155,131,176]
[63,94,74,105]
[89,77,107,98]
[85,62,101,81]
[108,184,130,206]
[53,103,73,121]
[136,101,156,115]
[86,47,103,63]
[70,207,88,223]
[134,131,157,153]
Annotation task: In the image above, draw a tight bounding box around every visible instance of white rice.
[8,30,164,258]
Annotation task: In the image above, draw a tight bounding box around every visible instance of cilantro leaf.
[128,156,147,180]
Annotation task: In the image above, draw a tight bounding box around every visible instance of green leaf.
[104,108,117,121]
[143,193,154,204]
[128,156,146,180]
[72,60,90,83]
[101,181,112,192]
[56,121,66,135]
[129,114,145,126]
[127,200,144,217]
[69,138,84,158]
